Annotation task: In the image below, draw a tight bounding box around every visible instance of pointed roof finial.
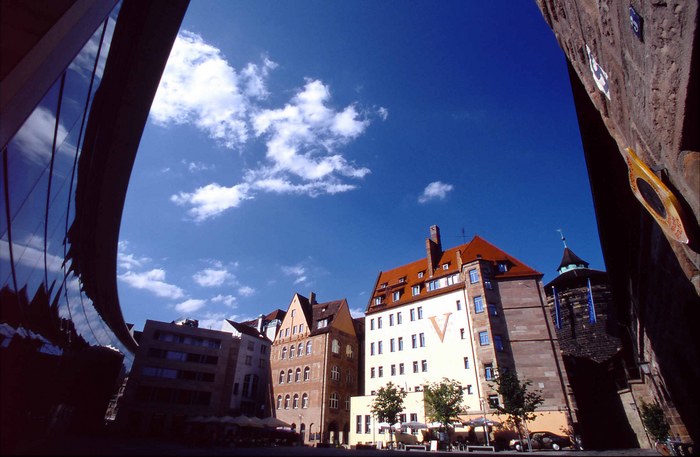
[557,229,567,248]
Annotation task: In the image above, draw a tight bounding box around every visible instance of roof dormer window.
[380,282,388,289]
[442,263,449,270]
[399,276,406,283]
[498,262,509,273]
[418,271,424,279]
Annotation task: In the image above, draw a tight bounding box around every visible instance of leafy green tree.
[370,382,407,446]
[640,402,670,442]
[424,378,466,439]
[490,370,544,447]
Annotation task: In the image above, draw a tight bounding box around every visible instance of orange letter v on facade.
[428,313,451,342]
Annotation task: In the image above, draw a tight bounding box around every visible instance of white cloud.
[174,298,206,313]
[238,286,256,297]
[118,269,185,299]
[418,181,454,203]
[193,267,233,287]
[171,182,252,222]
[282,264,309,285]
[350,307,366,319]
[211,294,237,307]
[12,107,71,165]
[156,32,374,221]
[197,311,233,330]
[184,161,212,173]
[377,106,389,121]
[0,238,63,273]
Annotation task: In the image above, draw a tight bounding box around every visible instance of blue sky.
[117,1,604,331]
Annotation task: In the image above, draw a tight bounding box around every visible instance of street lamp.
[479,398,490,447]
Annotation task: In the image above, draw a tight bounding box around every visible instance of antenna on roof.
[456,227,467,244]
[556,229,567,248]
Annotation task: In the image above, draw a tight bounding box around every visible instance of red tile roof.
[365,235,541,314]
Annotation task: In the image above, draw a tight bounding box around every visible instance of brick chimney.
[426,225,443,277]
[309,292,317,305]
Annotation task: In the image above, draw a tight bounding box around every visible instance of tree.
[490,370,544,449]
[640,402,670,443]
[370,382,407,447]
[424,378,466,441]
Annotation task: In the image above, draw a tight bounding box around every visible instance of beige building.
[349,226,575,447]
[270,293,360,445]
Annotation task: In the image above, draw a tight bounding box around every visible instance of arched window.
[331,365,340,381]
[290,344,296,358]
[346,344,354,359]
[303,366,310,381]
[329,392,339,409]
[284,394,290,409]
[306,341,312,355]
[302,393,309,408]
[277,395,282,409]
[279,370,285,384]
[287,369,293,383]
[331,339,340,354]
[346,370,354,385]
[297,343,303,357]
[295,367,301,382]
[281,346,287,359]
[345,395,351,410]
[293,394,299,409]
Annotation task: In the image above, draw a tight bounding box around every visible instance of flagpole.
[587,278,597,324]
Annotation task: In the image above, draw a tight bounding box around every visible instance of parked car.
[509,431,572,451]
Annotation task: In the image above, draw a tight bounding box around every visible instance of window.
[400,414,406,424]
[371,367,376,378]
[419,333,425,347]
[390,338,396,352]
[417,307,423,319]
[247,341,255,351]
[374,296,383,305]
[488,304,498,316]
[474,296,484,313]
[299,323,304,333]
[378,317,383,329]
[261,345,267,354]
[399,363,405,375]
[413,361,419,373]
[302,393,309,408]
[371,342,375,356]
[292,325,297,335]
[291,309,296,317]
[410,309,416,321]
[356,416,363,434]
[421,360,428,372]
[398,337,404,351]
[346,370,354,385]
[281,347,287,359]
[293,394,299,409]
[443,263,449,270]
[346,344,354,359]
[370,319,375,330]
[479,331,490,346]
[289,345,296,358]
[456,300,462,310]
[485,364,495,381]
[332,339,340,354]
[488,394,500,408]
[295,368,301,382]
[392,291,400,301]
[412,334,417,348]
[244,355,252,365]
[389,314,395,326]
[285,328,289,337]
[279,371,285,384]
[277,395,282,409]
[410,413,418,422]
[284,395,290,409]
[412,285,420,296]
[418,271,424,278]
[378,341,383,354]
[287,369,293,383]
[378,366,384,377]
[427,280,438,291]
[464,357,470,369]
[259,359,265,368]
[397,312,403,325]
[317,318,328,329]
[494,335,504,352]
[446,273,458,285]
[330,392,339,409]
[391,364,396,376]
[297,343,304,356]
[498,262,509,272]
[460,328,465,339]
[484,279,493,290]
[306,341,312,355]
[365,415,372,434]
[331,365,340,381]
[466,385,473,395]
[304,366,310,381]
[345,396,351,410]
[469,269,479,283]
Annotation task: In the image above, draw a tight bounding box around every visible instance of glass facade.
[1,3,132,366]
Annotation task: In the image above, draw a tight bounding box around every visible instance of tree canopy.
[370,382,407,445]
[423,378,466,433]
[490,370,544,442]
